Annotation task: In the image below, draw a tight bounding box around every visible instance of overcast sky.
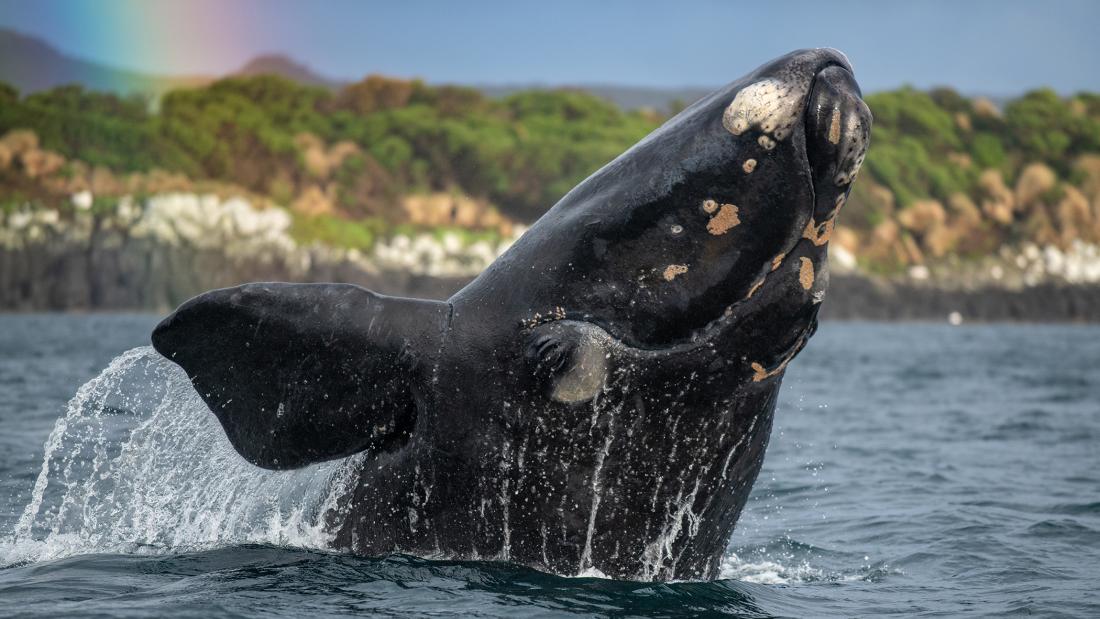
[2,0,1098,94]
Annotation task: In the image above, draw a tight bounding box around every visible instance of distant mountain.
[0,28,715,112]
[477,83,714,112]
[0,29,344,97]
[233,54,344,89]
[0,28,209,96]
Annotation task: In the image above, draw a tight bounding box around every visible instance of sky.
[1,0,1099,94]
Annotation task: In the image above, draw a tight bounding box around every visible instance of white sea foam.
[0,347,360,567]
[718,553,826,584]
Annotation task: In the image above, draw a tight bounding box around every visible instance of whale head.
[485,49,872,366]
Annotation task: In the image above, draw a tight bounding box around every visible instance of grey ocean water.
[0,315,1097,618]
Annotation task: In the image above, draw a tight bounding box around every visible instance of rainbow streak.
[0,0,261,94]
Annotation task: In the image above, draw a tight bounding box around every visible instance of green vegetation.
[2,75,1100,268]
[288,212,383,251]
[0,76,656,222]
[863,86,1100,207]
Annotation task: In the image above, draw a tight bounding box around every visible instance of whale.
[151,48,871,581]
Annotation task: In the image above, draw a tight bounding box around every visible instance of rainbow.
[0,0,260,95]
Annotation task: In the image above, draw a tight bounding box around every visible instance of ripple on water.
[1024,518,1100,541]
[0,549,797,618]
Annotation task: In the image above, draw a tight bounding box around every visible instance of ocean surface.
[0,315,1097,618]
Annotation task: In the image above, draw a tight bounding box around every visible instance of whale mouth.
[803,63,872,223]
[726,54,872,303]
[697,54,871,356]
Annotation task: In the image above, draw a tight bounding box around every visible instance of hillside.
[233,54,343,89]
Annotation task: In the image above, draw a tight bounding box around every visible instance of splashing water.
[1,347,362,567]
[0,345,840,585]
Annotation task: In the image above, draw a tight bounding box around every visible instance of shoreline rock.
[821,275,1099,323]
[2,194,1097,321]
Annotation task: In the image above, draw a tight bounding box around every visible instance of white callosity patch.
[662,264,689,281]
[722,78,807,143]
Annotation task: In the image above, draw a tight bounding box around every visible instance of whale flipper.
[152,283,449,470]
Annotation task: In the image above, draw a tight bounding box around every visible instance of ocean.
[0,315,1097,617]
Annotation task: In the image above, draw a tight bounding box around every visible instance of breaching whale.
[152,48,872,581]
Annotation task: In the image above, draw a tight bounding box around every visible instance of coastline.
[2,194,1097,321]
[821,275,1099,322]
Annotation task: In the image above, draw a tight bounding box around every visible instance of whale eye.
[670,224,684,235]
